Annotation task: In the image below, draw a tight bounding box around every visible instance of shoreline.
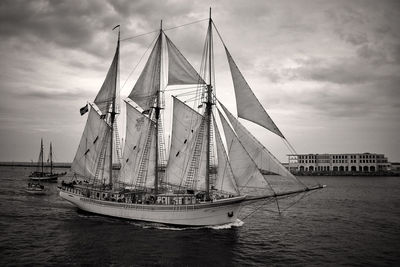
[1,162,397,176]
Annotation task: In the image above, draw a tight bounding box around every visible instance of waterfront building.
[287,153,390,173]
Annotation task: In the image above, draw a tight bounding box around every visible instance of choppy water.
[0,166,399,266]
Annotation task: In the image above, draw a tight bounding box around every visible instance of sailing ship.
[59,11,324,226]
[30,139,66,182]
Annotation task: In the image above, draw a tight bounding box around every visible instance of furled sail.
[165,35,205,85]
[119,101,156,188]
[165,97,206,189]
[212,115,239,195]
[219,102,293,177]
[71,107,111,181]
[94,42,119,115]
[128,35,161,111]
[224,46,284,138]
[218,108,274,196]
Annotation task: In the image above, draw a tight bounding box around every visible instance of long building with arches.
[287,153,390,174]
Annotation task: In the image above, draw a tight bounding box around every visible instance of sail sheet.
[218,109,274,196]
[213,115,238,195]
[71,108,111,181]
[224,46,284,138]
[128,35,161,111]
[166,36,205,85]
[94,43,119,114]
[165,97,205,189]
[219,102,295,179]
[119,102,156,188]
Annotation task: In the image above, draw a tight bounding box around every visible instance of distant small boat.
[25,182,46,195]
[29,139,67,182]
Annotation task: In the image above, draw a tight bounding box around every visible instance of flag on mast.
[80,104,89,115]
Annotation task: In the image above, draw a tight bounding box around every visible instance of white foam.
[208,219,244,230]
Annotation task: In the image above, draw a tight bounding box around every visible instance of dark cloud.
[0,0,399,162]
[15,88,93,100]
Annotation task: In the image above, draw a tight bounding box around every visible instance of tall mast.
[154,20,162,196]
[50,142,53,175]
[41,138,44,175]
[205,8,213,200]
[109,26,120,189]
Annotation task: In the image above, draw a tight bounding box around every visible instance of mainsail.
[71,107,111,181]
[128,35,162,112]
[165,97,206,190]
[218,109,274,196]
[224,46,284,138]
[119,102,156,189]
[166,35,205,85]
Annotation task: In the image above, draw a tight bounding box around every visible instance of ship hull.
[30,175,58,182]
[59,189,244,226]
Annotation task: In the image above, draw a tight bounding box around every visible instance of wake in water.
[127,219,244,231]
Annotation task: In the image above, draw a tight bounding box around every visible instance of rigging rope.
[121,18,208,42]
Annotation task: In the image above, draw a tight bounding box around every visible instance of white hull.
[59,189,245,226]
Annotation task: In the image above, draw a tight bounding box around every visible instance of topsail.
[225,46,284,138]
[128,35,162,111]
[166,35,205,85]
[94,44,119,115]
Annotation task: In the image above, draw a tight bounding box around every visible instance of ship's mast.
[154,20,163,196]
[205,8,213,200]
[50,142,53,175]
[41,138,44,175]
[109,27,120,189]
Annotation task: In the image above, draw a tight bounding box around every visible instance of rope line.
[121,18,207,42]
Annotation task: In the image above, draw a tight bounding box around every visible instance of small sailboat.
[59,10,324,226]
[25,181,46,195]
[30,139,66,182]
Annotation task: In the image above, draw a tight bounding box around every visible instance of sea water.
[0,166,399,266]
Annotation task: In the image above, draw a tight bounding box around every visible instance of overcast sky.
[0,0,399,163]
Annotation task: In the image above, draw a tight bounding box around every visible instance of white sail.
[119,102,156,188]
[213,115,239,195]
[128,35,161,111]
[71,107,111,181]
[94,44,119,115]
[224,46,284,138]
[219,102,293,177]
[165,97,205,189]
[166,35,205,85]
[218,108,274,196]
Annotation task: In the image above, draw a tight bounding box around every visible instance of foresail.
[224,46,284,138]
[218,109,274,196]
[165,97,205,189]
[94,43,119,115]
[219,102,294,178]
[71,108,111,181]
[119,102,156,188]
[128,35,161,111]
[166,35,205,85]
[212,115,238,195]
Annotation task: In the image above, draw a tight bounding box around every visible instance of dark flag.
[80,104,89,115]
[142,109,151,115]
[100,114,107,119]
